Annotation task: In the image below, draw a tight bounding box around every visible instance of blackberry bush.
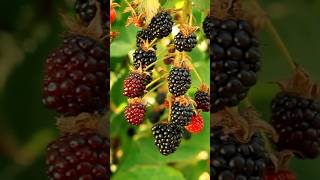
[42,35,108,116]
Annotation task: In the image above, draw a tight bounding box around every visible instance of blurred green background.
[0,0,320,179]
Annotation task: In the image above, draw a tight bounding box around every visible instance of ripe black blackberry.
[136,29,155,47]
[203,15,215,38]
[170,98,193,126]
[174,31,197,52]
[149,11,174,38]
[210,18,260,112]
[42,35,108,116]
[271,92,320,158]
[46,129,109,179]
[133,47,157,70]
[211,126,268,179]
[152,123,182,155]
[75,0,97,23]
[168,67,192,97]
[195,85,210,112]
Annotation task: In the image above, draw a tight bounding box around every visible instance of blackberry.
[152,123,182,155]
[170,101,193,126]
[124,99,146,126]
[168,67,192,96]
[271,92,320,158]
[174,31,197,52]
[75,0,97,23]
[136,29,155,47]
[211,127,268,179]
[133,47,157,70]
[42,35,108,116]
[210,18,260,112]
[149,11,174,38]
[46,129,109,179]
[123,72,146,98]
[202,15,215,38]
[195,90,210,112]
[156,92,167,105]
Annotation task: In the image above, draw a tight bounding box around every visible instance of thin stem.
[192,64,203,83]
[144,82,166,97]
[251,0,296,71]
[146,73,168,89]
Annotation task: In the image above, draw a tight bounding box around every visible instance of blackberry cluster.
[136,29,155,47]
[168,67,192,97]
[152,123,183,155]
[149,11,174,38]
[170,102,193,126]
[195,90,210,112]
[133,47,157,70]
[271,92,320,158]
[211,127,268,179]
[42,35,108,116]
[123,72,146,98]
[46,129,109,179]
[174,32,197,52]
[205,16,260,112]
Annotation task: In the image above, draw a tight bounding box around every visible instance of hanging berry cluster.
[122,0,210,156]
[41,0,111,179]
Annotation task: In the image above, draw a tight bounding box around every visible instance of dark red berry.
[149,11,174,38]
[210,17,260,112]
[174,31,197,52]
[42,35,108,116]
[211,126,268,179]
[170,100,193,126]
[46,129,109,179]
[152,123,182,155]
[195,90,210,112]
[124,99,146,126]
[264,169,296,180]
[133,47,157,70]
[123,72,146,98]
[168,67,191,96]
[271,92,320,159]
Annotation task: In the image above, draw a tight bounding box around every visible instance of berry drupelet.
[152,123,182,155]
[149,11,174,39]
[211,126,268,180]
[42,35,108,116]
[46,129,109,179]
[210,18,261,112]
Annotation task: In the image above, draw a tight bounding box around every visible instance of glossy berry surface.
[271,92,320,158]
[209,17,260,112]
[125,102,146,126]
[42,35,108,116]
[211,127,268,180]
[133,47,157,70]
[46,129,109,179]
[149,11,174,38]
[170,102,193,126]
[195,90,210,112]
[136,29,155,48]
[123,72,146,98]
[168,67,192,97]
[185,113,204,134]
[174,32,197,52]
[75,0,97,23]
[152,123,182,155]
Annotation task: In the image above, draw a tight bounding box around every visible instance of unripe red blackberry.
[195,84,210,112]
[185,112,204,134]
[211,126,268,179]
[170,97,194,126]
[46,129,109,179]
[133,47,157,70]
[136,29,155,48]
[42,35,108,116]
[271,92,320,158]
[210,18,260,112]
[123,71,146,98]
[152,122,182,155]
[168,64,192,97]
[75,0,97,23]
[149,11,174,38]
[124,98,146,126]
[174,31,197,52]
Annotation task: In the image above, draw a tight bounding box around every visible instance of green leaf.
[112,165,185,180]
